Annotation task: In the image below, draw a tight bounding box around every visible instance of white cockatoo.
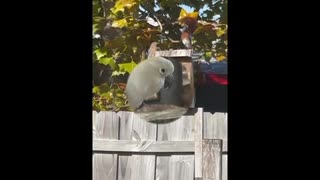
[125,57,175,110]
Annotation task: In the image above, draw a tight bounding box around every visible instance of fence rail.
[93,108,227,180]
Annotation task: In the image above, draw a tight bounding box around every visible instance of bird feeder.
[155,49,195,108]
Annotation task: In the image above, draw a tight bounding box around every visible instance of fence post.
[202,139,222,180]
[194,108,203,179]
[194,108,223,180]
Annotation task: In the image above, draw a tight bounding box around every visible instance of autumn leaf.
[216,54,227,61]
[178,8,199,24]
[111,0,138,13]
[112,18,128,28]
[178,8,198,33]
[178,8,188,20]
[188,12,199,19]
[215,25,227,37]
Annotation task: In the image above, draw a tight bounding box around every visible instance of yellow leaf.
[188,12,199,19]
[112,18,128,28]
[216,54,226,61]
[111,0,137,13]
[178,9,199,28]
[216,28,226,37]
[178,8,188,20]
[178,8,199,21]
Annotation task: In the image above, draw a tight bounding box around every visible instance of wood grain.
[117,111,157,180]
[93,140,194,152]
[203,112,227,180]
[203,112,227,152]
[202,139,222,180]
[92,110,227,180]
[156,115,195,180]
[93,111,119,180]
[194,108,203,179]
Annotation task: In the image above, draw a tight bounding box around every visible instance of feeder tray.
[135,104,188,123]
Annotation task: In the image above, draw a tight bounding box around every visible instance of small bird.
[125,57,175,111]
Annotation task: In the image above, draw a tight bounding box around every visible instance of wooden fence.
[93,108,227,180]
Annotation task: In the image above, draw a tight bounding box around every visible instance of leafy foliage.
[93,0,228,111]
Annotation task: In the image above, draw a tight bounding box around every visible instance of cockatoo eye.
[160,68,165,73]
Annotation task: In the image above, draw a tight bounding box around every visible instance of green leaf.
[93,24,100,34]
[93,17,106,23]
[93,17,107,33]
[98,57,116,69]
[205,51,212,57]
[94,47,108,59]
[115,99,125,107]
[118,61,137,74]
[204,51,212,61]
[93,83,110,95]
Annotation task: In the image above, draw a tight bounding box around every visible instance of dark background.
[3,0,313,179]
[196,83,227,113]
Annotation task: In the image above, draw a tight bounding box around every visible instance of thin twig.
[167,37,180,43]
[100,0,106,18]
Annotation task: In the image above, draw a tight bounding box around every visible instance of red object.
[207,73,228,85]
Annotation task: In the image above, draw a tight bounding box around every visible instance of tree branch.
[100,0,106,18]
